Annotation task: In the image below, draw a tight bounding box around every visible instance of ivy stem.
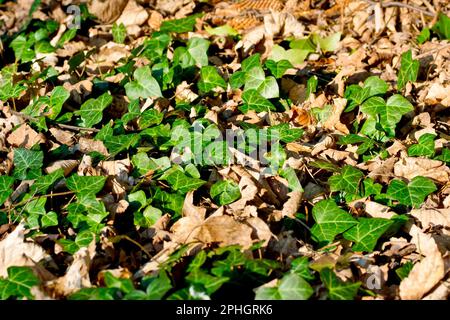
[8,191,75,210]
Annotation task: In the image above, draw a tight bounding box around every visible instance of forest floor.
[0,0,449,300]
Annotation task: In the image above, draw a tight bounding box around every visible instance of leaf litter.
[0,0,449,300]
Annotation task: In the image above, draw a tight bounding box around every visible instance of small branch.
[7,109,99,132]
[7,191,75,210]
[362,0,435,17]
[57,123,100,132]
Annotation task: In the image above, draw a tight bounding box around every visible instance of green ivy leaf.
[241,54,261,72]
[104,272,134,294]
[397,50,419,91]
[165,170,206,194]
[104,134,140,156]
[395,261,413,280]
[66,174,106,196]
[310,199,358,243]
[432,13,450,40]
[75,92,113,128]
[112,23,127,44]
[435,148,450,164]
[187,37,210,67]
[290,257,315,281]
[265,59,293,78]
[240,89,276,113]
[417,28,430,44]
[13,148,43,180]
[210,180,241,205]
[10,35,35,62]
[125,66,162,100]
[361,94,413,136]
[313,32,341,52]
[363,76,388,97]
[328,165,364,194]
[270,45,309,65]
[205,24,238,36]
[160,14,201,33]
[0,266,40,300]
[387,176,436,208]
[408,133,436,157]
[144,271,172,299]
[31,168,64,194]
[229,71,246,89]
[278,273,314,300]
[320,268,360,300]
[343,218,394,252]
[198,66,227,94]
[47,86,70,119]
[0,176,14,206]
[254,286,282,300]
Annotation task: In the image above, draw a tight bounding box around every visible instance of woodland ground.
[0,0,449,300]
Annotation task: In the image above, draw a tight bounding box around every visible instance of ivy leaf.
[254,287,282,300]
[417,28,430,44]
[125,66,162,100]
[387,176,437,208]
[75,92,113,128]
[278,273,314,300]
[435,148,450,164]
[268,123,303,143]
[104,272,134,294]
[0,266,40,300]
[160,14,201,33]
[104,134,140,156]
[0,176,14,206]
[10,35,35,62]
[198,66,227,94]
[31,169,64,194]
[270,45,309,65]
[187,37,210,67]
[205,24,238,36]
[306,75,318,98]
[397,50,419,91]
[244,66,265,90]
[313,32,341,52]
[290,257,315,281]
[257,76,279,99]
[210,180,241,205]
[13,148,43,180]
[66,174,106,196]
[265,59,293,78]
[139,109,164,129]
[363,76,388,97]
[432,13,450,40]
[407,133,436,157]
[310,199,358,243]
[343,218,394,252]
[229,71,246,89]
[165,170,206,194]
[241,54,261,72]
[112,23,127,44]
[320,269,360,300]
[361,94,414,136]
[240,89,276,113]
[47,86,70,119]
[328,165,364,194]
[395,261,413,280]
[144,271,172,299]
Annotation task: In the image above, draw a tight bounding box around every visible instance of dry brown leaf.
[78,137,109,156]
[47,238,96,296]
[45,159,78,176]
[394,157,450,184]
[0,223,49,277]
[410,208,450,236]
[49,127,75,146]
[7,123,45,148]
[88,0,129,23]
[399,226,445,300]
[197,215,253,248]
[116,0,149,26]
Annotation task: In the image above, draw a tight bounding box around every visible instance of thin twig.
[362,0,435,17]
[8,191,75,210]
[8,109,99,132]
[57,123,100,132]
